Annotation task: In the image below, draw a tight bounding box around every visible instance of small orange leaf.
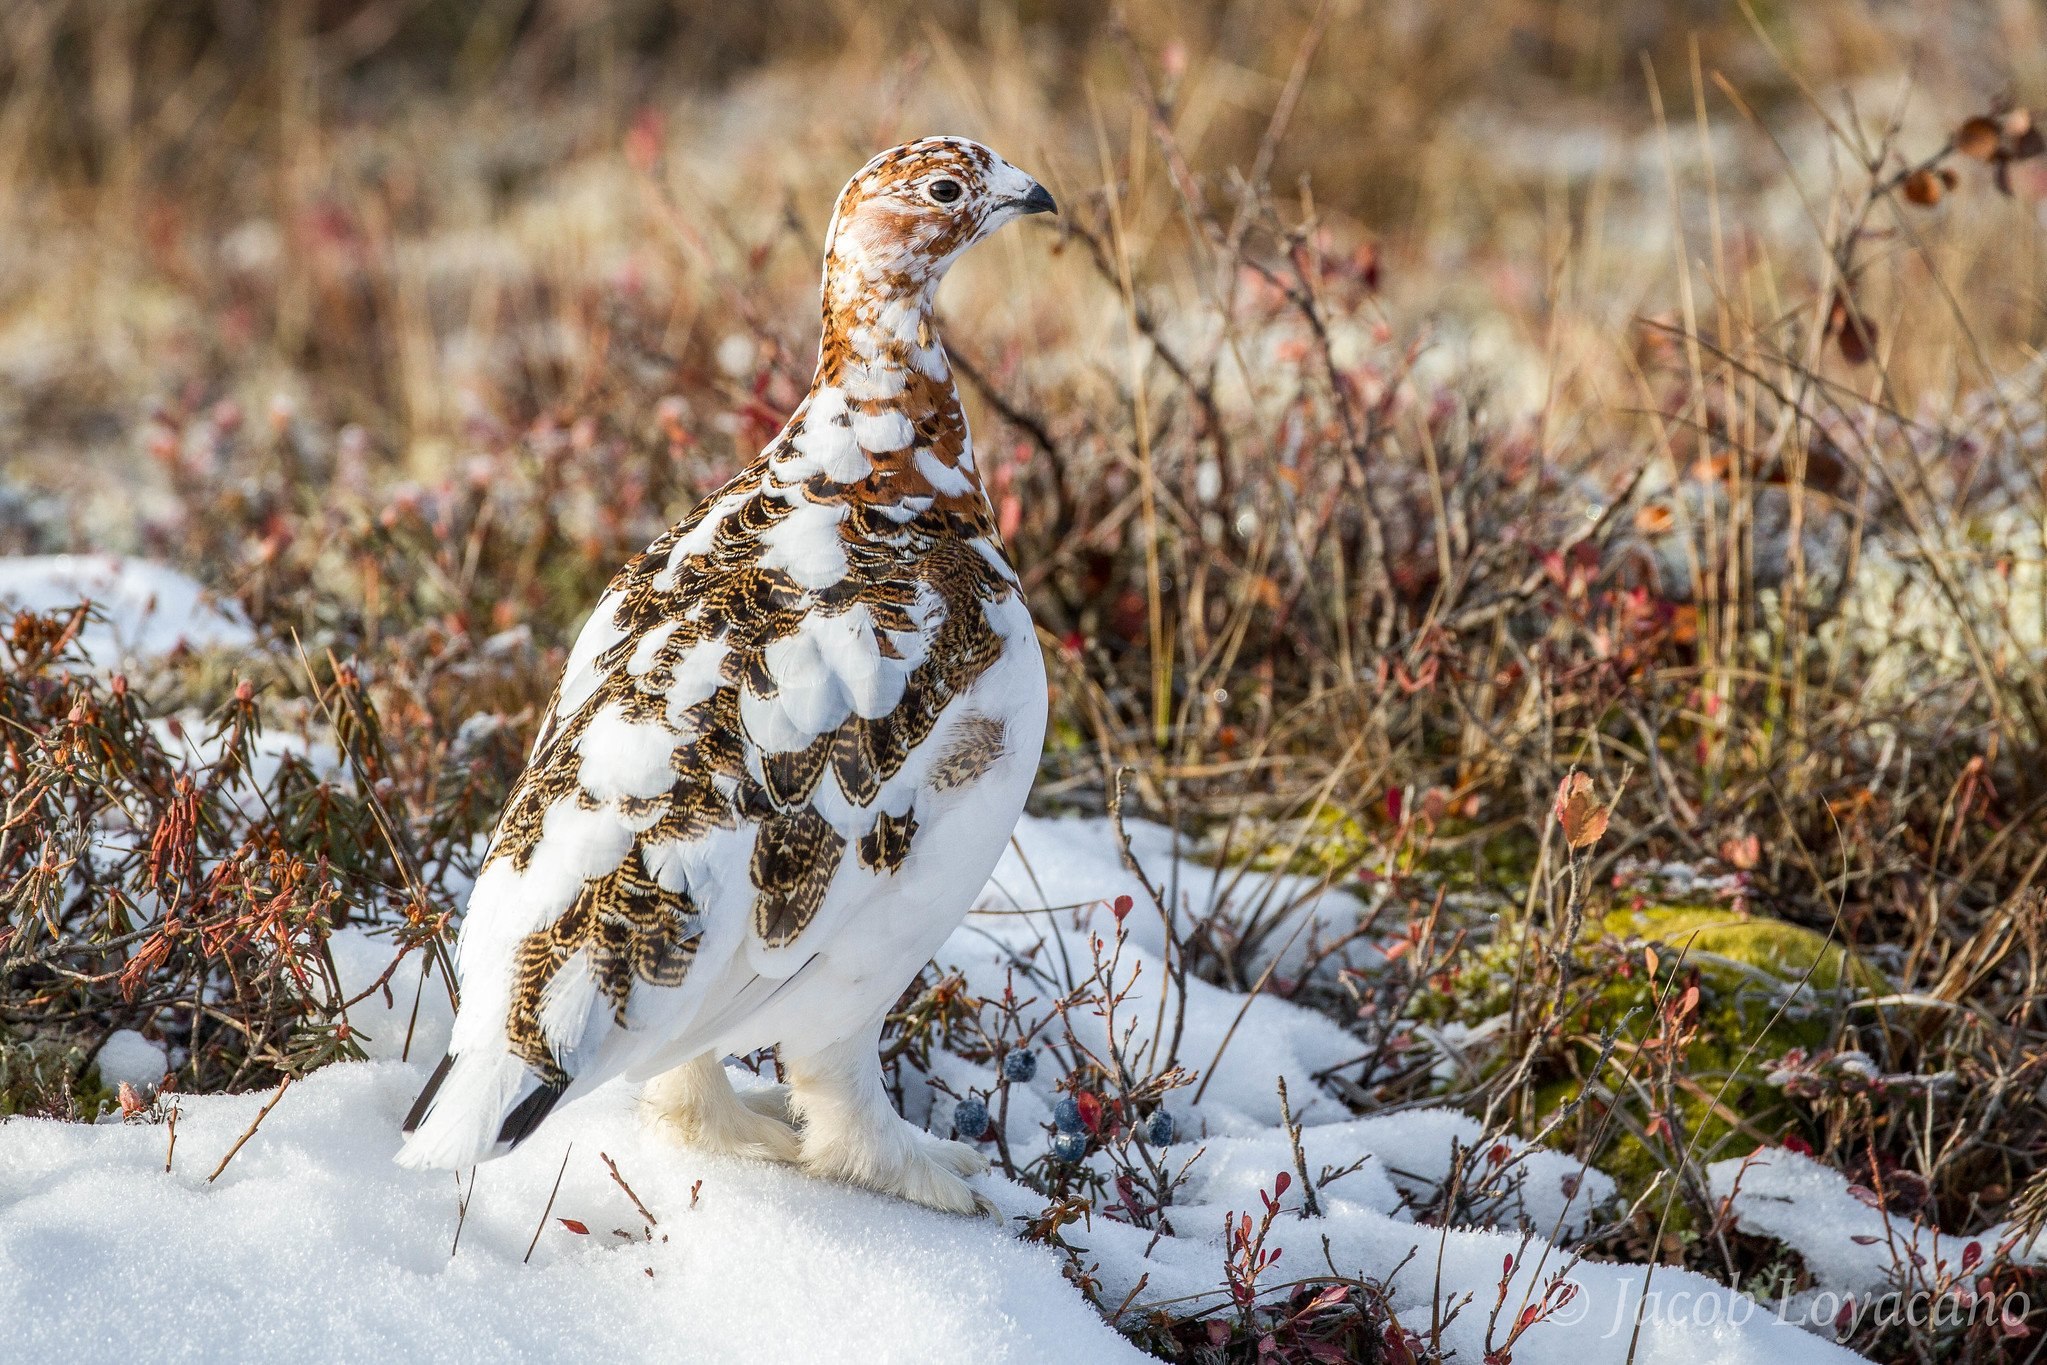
[1903,168,1943,206]
[1556,771,1610,851]
[1959,116,2002,161]
[559,1218,590,1235]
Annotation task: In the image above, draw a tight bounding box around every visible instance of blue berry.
[953,1096,990,1140]
[1049,1131,1089,1163]
[1053,1096,1086,1134]
[1145,1109,1176,1146]
[1002,1048,1038,1083]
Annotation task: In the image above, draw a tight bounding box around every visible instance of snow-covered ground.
[0,554,253,666]
[0,556,1874,1363]
[0,821,1871,1365]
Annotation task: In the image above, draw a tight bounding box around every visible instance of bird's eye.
[928,178,963,205]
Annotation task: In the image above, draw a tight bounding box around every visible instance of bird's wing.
[398,460,1024,1168]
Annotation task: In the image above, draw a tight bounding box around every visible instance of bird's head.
[821,136,1056,302]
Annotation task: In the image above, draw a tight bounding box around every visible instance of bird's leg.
[785,1026,993,1216]
[732,1061,794,1125]
[641,1052,800,1163]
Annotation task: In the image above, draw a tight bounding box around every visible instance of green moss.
[1598,905,1885,994]
[1211,808,1545,893]
[1429,903,1887,1214]
[1233,806,1375,876]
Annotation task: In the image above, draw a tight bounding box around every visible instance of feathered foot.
[786,1031,995,1217]
[642,1053,801,1164]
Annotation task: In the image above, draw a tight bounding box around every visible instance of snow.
[0,553,253,667]
[0,556,1871,1363]
[2,818,1869,1365]
[1710,1147,2043,1326]
[0,1063,1138,1364]
[0,1058,1863,1365]
[94,1030,168,1092]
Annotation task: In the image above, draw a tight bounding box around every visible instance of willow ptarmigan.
[397,138,1055,1214]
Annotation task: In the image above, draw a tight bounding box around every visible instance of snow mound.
[94,1031,168,1092]
[0,1062,1140,1364]
[985,813,1374,983]
[0,553,253,666]
[1712,1147,2043,1324]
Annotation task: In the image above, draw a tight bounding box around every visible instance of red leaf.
[1111,894,1134,923]
[1719,833,1760,870]
[623,108,665,174]
[1274,1171,1292,1196]
[1385,788,1404,825]
[558,1218,590,1235]
[1826,291,1877,365]
[1306,1284,1349,1312]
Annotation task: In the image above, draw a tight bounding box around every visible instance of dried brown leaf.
[1828,292,1877,365]
[1556,771,1609,851]
[1720,833,1761,870]
[1903,168,1944,206]
[1959,116,2002,161]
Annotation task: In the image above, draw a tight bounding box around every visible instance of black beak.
[1016,183,1058,216]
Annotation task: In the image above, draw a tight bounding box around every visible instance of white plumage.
[397,137,1057,1215]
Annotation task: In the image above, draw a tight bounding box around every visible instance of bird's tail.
[395,1047,567,1170]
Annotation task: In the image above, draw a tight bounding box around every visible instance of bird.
[396,137,1055,1215]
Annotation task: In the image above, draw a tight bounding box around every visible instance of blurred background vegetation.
[6,0,2043,513]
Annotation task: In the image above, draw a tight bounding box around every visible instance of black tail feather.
[497,1075,569,1149]
[401,1053,454,1133]
[401,1051,566,1151]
